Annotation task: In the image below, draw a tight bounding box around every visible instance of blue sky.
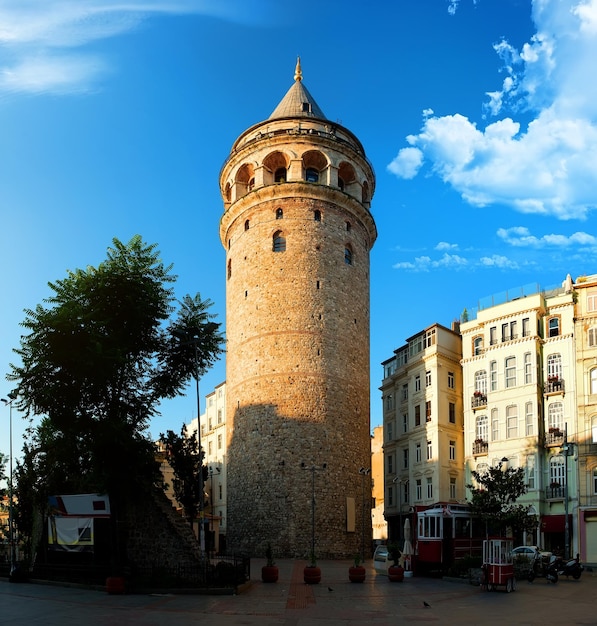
[1,0,597,458]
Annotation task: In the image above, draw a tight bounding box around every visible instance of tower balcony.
[471,393,487,410]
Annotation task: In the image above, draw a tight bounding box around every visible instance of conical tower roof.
[269,57,326,120]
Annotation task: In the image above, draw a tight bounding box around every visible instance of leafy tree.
[7,235,224,561]
[160,425,207,529]
[467,460,538,537]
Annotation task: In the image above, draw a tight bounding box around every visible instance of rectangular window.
[593,468,597,495]
[403,447,409,469]
[403,412,409,433]
[416,479,422,501]
[507,405,518,438]
[524,352,532,384]
[502,322,510,342]
[415,405,421,426]
[510,320,518,340]
[426,400,432,422]
[491,408,499,441]
[209,418,213,430]
[415,375,421,392]
[449,402,456,424]
[425,370,432,387]
[385,394,394,411]
[416,442,422,463]
[588,291,597,312]
[589,328,597,347]
[490,360,497,391]
[522,317,530,337]
[450,477,456,499]
[387,421,394,441]
[427,440,432,460]
[401,384,408,401]
[217,434,222,449]
[490,326,497,345]
[505,357,516,388]
[219,484,223,500]
[388,486,394,507]
[424,329,436,348]
[527,455,535,490]
[449,440,456,461]
[525,402,534,436]
[448,371,455,389]
[426,477,433,499]
[387,454,394,474]
[403,480,410,505]
[208,441,213,455]
[217,409,223,424]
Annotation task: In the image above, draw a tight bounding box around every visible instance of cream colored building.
[371,426,388,542]
[571,274,597,564]
[380,323,464,542]
[460,279,578,554]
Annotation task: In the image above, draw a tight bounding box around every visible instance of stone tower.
[219,59,377,558]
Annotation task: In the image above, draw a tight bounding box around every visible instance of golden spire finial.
[294,56,302,82]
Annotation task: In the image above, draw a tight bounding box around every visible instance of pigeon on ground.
[328,587,334,592]
[423,601,431,608]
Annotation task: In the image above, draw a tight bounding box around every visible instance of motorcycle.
[527,552,559,583]
[554,554,583,580]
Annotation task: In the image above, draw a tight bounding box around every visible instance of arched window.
[244,220,250,231]
[276,208,283,219]
[591,368,597,394]
[549,455,565,487]
[306,167,319,183]
[505,356,516,388]
[314,210,321,222]
[274,167,287,183]
[474,370,487,394]
[338,176,345,191]
[273,231,286,252]
[344,245,353,265]
[547,402,564,432]
[548,316,560,337]
[248,177,255,191]
[476,415,488,442]
[547,353,562,379]
[473,336,484,356]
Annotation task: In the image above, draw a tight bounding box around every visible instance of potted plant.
[303,552,321,584]
[261,543,279,583]
[348,554,366,583]
[387,543,404,582]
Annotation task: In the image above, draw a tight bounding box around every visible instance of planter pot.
[261,565,279,583]
[348,565,366,583]
[303,565,321,584]
[388,565,405,582]
[106,576,125,594]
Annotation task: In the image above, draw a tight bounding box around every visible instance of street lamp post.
[2,391,17,575]
[359,468,370,562]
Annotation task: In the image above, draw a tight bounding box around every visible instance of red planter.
[303,565,321,584]
[388,565,405,582]
[348,565,366,583]
[261,565,279,583]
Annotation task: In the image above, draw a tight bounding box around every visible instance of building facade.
[380,323,464,543]
[460,280,578,554]
[371,426,388,542]
[219,59,377,557]
[572,274,597,562]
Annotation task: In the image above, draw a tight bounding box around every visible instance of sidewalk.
[2,559,596,625]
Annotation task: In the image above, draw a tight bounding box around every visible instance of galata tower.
[219,59,377,558]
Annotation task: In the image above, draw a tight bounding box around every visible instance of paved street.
[2,559,596,625]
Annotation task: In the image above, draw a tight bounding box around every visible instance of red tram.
[415,503,483,573]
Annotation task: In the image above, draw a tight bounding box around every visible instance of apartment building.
[371,426,388,542]
[460,279,578,554]
[572,274,597,562]
[380,323,464,542]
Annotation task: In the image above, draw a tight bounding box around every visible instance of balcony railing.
[544,378,565,395]
[545,430,565,447]
[471,394,487,410]
[545,484,566,500]
[473,440,488,456]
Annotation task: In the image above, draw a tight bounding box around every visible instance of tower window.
[248,177,255,191]
[227,259,232,279]
[306,168,319,183]
[344,245,353,265]
[338,176,345,191]
[274,167,287,183]
[302,102,311,113]
[244,220,250,230]
[346,221,351,232]
[314,210,321,221]
[273,231,286,252]
[276,208,283,219]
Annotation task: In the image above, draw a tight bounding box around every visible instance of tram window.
[454,517,471,538]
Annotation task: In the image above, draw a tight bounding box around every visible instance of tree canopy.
[8,235,224,511]
[468,460,538,537]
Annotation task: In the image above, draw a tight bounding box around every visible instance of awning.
[541,514,572,533]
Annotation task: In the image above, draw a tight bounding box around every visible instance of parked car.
[511,546,551,562]
[373,545,392,574]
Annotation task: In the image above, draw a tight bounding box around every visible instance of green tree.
[8,235,224,561]
[159,425,206,529]
[467,460,538,537]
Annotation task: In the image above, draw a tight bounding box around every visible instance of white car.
[373,545,392,574]
[511,546,551,562]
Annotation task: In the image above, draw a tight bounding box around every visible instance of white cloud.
[479,255,519,269]
[388,0,597,220]
[0,0,273,95]
[497,226,597,247]
[435,242,459,251]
